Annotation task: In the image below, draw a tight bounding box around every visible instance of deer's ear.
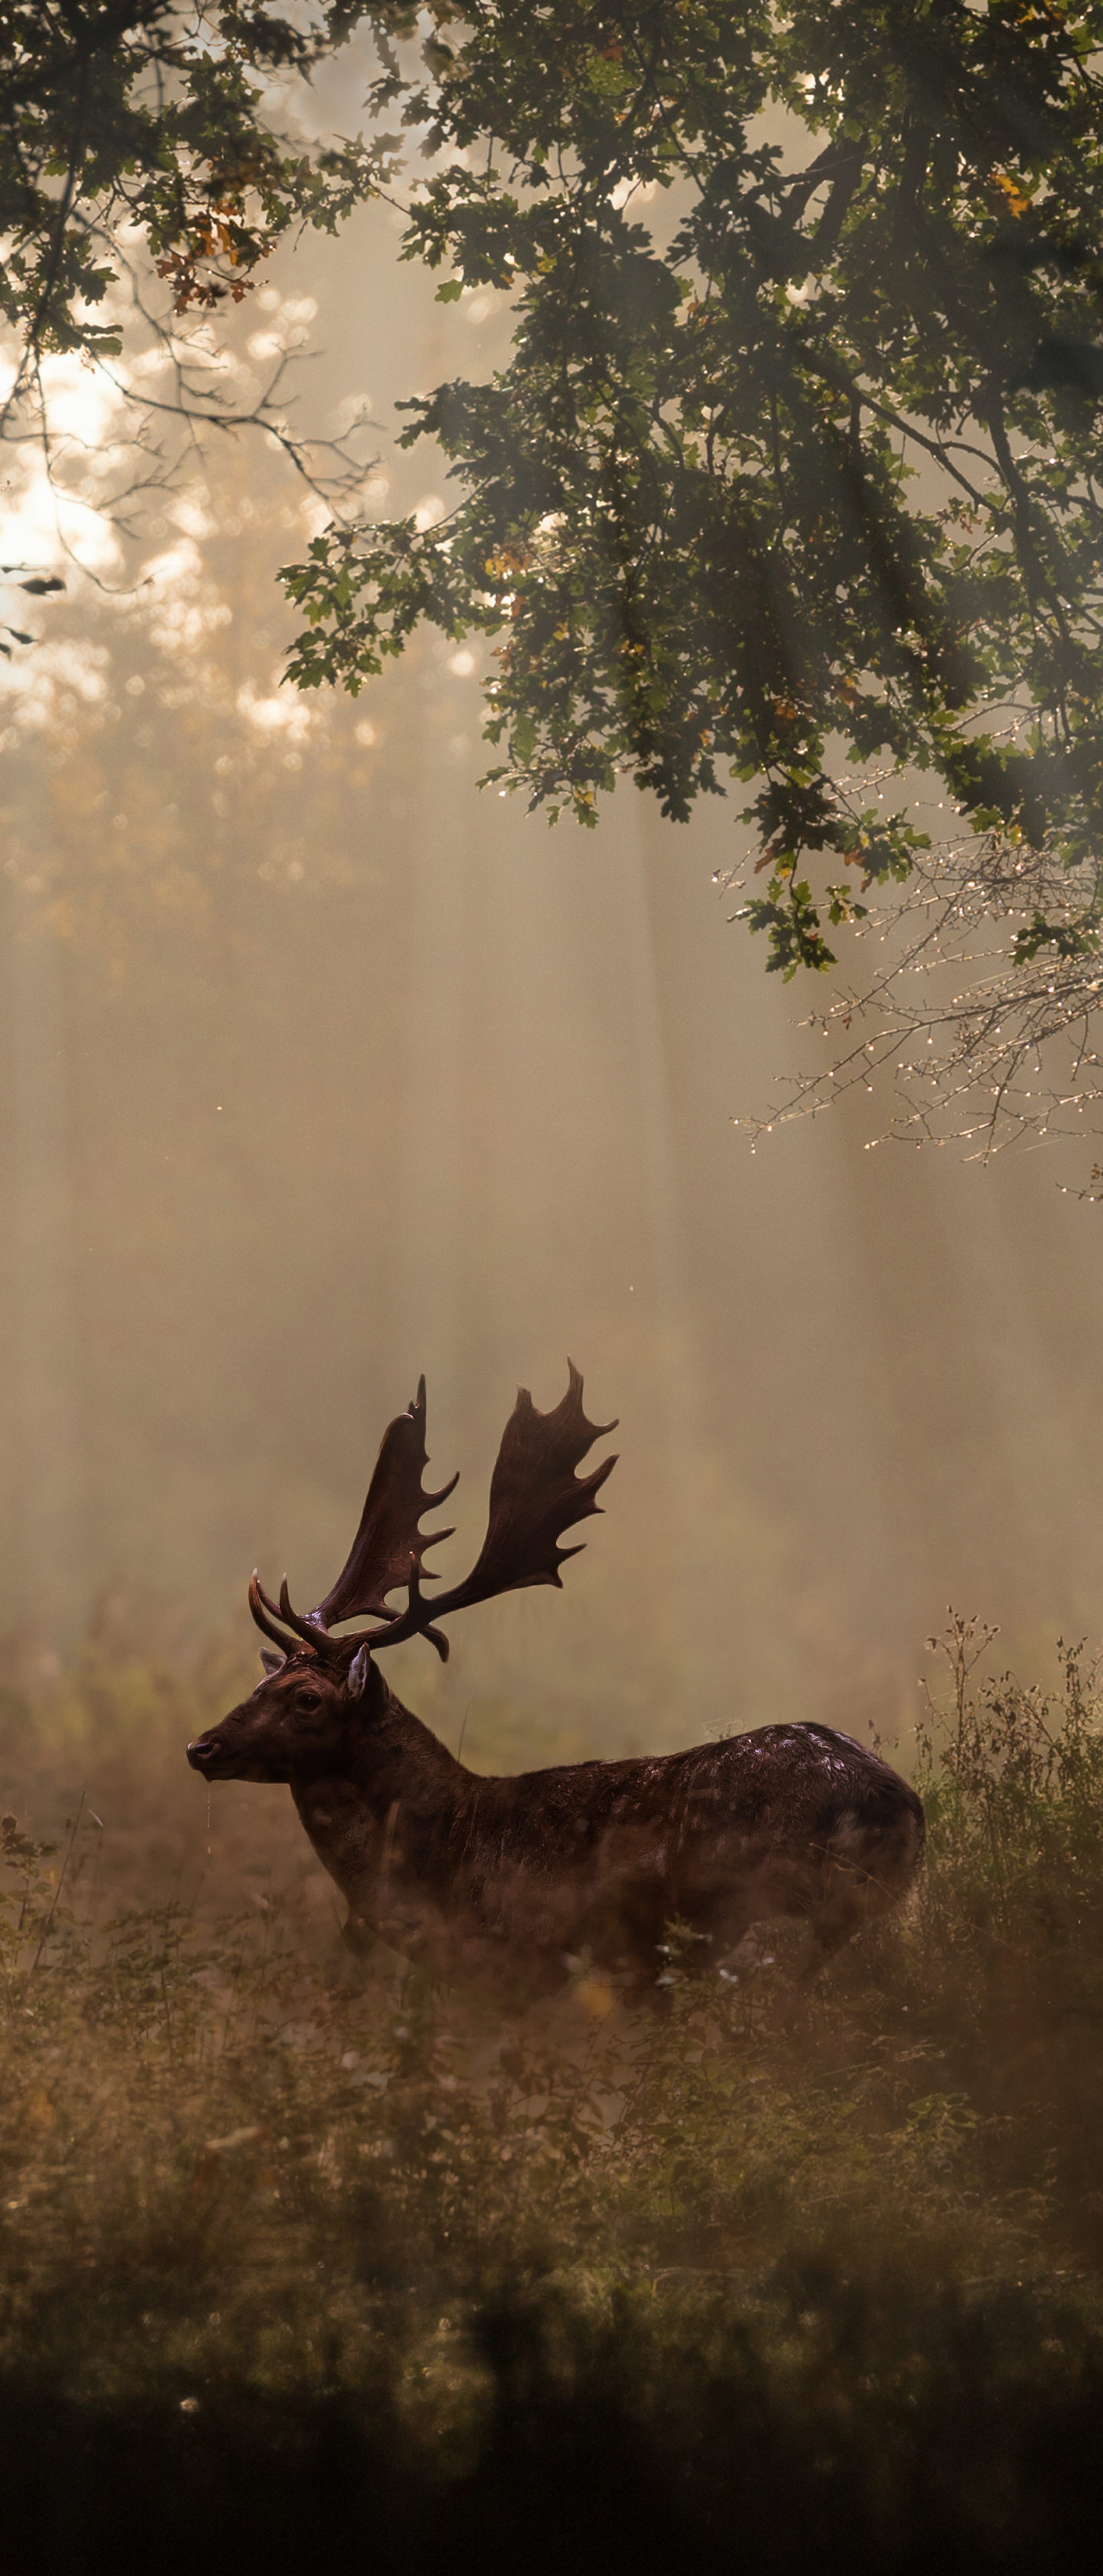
[347,1644,371,1699]
[259,1649,286,1676]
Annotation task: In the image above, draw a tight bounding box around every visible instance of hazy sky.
[2,121,1102,1763]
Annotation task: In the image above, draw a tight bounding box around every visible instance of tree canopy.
[0,1,407,540]
[280,1,1103,984]
[0,1,390,364]
[8,3,1103,1010]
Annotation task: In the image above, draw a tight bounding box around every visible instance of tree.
[9,3,1103,1150]
[0,0,403,549]
[278,0,1103,1005]
[735,820,1103,1157]
[1,1,393,366]
[0,435,378,955]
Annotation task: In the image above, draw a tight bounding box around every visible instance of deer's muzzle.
[187,1732,228,1778]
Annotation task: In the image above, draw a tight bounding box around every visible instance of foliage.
[0,1,401,369]
[0,432,395,944]
[4,1612,1103,2551]
[14,5,1103,1032]
[0,2,416,559]
[280,1,1103,982]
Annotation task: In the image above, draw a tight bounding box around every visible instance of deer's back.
[458,1719,923,1876]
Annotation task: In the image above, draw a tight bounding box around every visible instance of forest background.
[5,9,1103,2562]
[3,1,1103,1768]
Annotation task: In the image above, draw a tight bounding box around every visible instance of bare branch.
[735,793,1103,1161]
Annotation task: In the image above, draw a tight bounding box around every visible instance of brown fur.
[188,1655,925,2001]
[187,1370,923,2000]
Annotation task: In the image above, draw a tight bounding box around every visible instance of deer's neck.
[289,1672,466,1939]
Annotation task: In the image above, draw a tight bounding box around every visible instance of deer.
[186,1366,925,2002]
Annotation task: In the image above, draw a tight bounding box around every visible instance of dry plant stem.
[28,1789,83,1976]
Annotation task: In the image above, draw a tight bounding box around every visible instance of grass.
[3,1610,1103,2569]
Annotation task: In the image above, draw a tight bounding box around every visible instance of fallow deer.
[187,1367,924,1999]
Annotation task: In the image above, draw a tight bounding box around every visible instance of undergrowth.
[3,1613,1103,2569]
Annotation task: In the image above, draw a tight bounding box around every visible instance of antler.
[245,1570,329,1666]
[248,1377,458,1665]
[246,1366,615,1672]
[249,1570,303,1658]
[313,1375,458,1626]
[361,1362,617,1658]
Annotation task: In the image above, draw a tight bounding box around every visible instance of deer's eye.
[299,1691,323,1713]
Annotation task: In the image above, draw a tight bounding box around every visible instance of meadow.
[3,1610,1103,2571]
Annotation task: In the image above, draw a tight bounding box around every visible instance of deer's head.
[187,1365,617,1786]
[186,1640,378,1784]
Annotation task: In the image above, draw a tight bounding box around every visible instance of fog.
[2,178,1102,1766]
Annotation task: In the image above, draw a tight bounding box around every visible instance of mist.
[1,179,1102,1769]
[9,24,1103,2566]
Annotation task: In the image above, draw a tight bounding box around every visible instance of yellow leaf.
[993,168,1032,217]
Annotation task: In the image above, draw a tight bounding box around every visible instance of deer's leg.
[798,1884,872,1985]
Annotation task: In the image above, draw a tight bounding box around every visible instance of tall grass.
[3,1614,1103,2566]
